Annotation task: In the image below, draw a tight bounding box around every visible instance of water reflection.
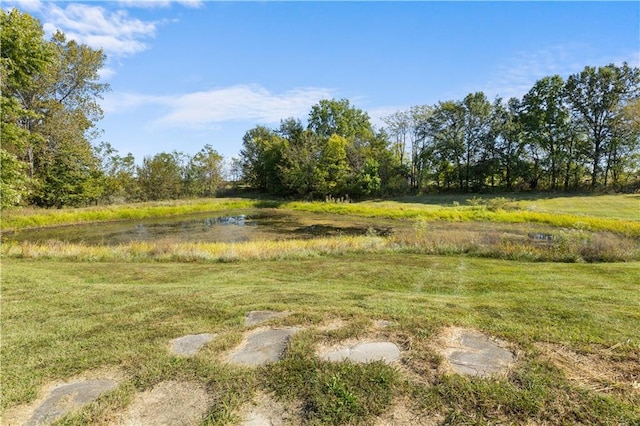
[4,210,395,246]
[205,215,246,226]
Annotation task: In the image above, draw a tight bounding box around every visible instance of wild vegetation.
[2,7,640,426]
[2,8,640,209]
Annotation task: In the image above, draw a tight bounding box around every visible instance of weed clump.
[262,337,398,425]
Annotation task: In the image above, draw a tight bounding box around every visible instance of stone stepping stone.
[25,379,118,426]
[170,333,216,356]
[319,341,401,364]
[245,310,290,326]
[441,328,515,377]
[228,328,299,366]
[114,380,211,426]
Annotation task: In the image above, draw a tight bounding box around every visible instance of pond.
[2,209,398,246]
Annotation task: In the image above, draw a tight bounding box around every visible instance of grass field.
[1,194,639,424]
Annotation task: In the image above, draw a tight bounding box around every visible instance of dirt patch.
[112,380,211,426]
[316,319,347,331]
[431,327,516,377]
[239,391,301,426]
[374,398,442,426]
[2,367,125,426]
[537,342,640,395]
[316,339,402,364]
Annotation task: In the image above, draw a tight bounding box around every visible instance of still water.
[4,209,396,246]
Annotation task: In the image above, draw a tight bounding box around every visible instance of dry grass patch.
[238,390,302,425]
[537,342,640,396]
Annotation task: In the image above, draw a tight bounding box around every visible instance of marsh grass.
[4,224,638,263]
[284,200,640,238]
[2,256,639,424]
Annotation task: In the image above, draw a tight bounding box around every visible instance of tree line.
[1,9,226,207]
[240,67,640,199]
[2,9,639,209]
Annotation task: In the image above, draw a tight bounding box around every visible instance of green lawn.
[2,194,639,424]
[2,255,639,424]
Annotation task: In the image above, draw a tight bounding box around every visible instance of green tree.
[137,152,184,201]
[2,11,110,207]
[308,98,373,142]
[95,142,138,202]
[521,76,574,190]
[0,8,51,206]
[493,98,528,190]
[185,144,224,197]
[317,134,349,196]
[460,92,493,191]
[240,126,288,194]
[564,63,640,187]
[609,98,640,187]
[426,100,466,190]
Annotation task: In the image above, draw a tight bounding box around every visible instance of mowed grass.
[2,193,639,424]
[2,255,639,424]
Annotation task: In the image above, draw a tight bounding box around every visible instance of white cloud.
[367,105,408,130]
[4,0,44,12]
[482,44,640,100]
[160,85,334,127]
[40,3,157,57]
[102,85,335,128]
[98,66,117,80]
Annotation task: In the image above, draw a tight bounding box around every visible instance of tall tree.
[240,126,288,194]
[0,9,51,206]
[461,92,493,190]
[382,110,410,166]
[521,76,573,190]
[493,98,528,190]
[95,142,138,202]
[307,98,373,142]
[564,63,640,187]
[137,152,184,201]
[426,100,466,189]
[185,144,224,197]
[2,10,110,207]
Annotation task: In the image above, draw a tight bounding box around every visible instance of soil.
[111,381,211,426]
[239,391,301,426]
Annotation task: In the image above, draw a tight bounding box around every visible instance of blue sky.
[8,1,640,164]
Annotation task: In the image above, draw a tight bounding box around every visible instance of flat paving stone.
[170,333,216,356]
[442,328,515,377]
[25,379,118,426]
[245,311,290,326]
[229,328,299,366]
[319,341,401,364]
